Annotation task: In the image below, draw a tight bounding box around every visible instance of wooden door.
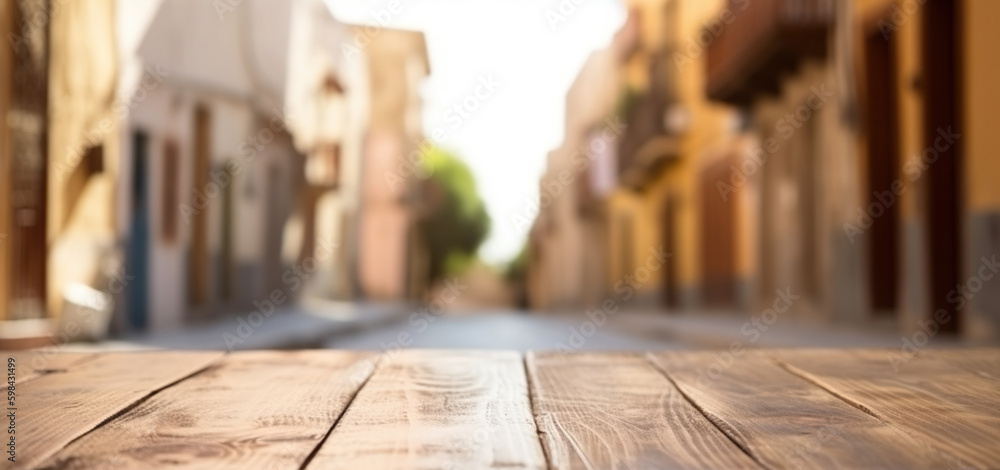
[189,106,210,309]
[661,194,678,308]
[922,0,962,334]
[700,158,736,307]
[864,23,901,314]
[5,0,49,320]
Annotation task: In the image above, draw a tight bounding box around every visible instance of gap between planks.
[50,354,226,454]
[642,352,770,469]
[37,351,380,470]
[296,354,384,470]
[771,349,1000,468]
[522,353,554,470]
[15,351,225,470]
[646,351,967,469]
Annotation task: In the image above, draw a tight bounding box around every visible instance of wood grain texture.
[648,351,954,469]
[15,351,222,470]
[924,348,1000,381]
[6,351,96,384]
[527,351,759,470]
[306,350,546,470]
[38,350,378,470]
[776,349,1000,469]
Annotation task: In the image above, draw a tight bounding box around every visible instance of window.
[161,140,179,243]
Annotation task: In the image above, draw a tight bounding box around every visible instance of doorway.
[864,22,901,315]
[661,193,678,308]
[922,0,962,333]
[128,131,150,330]
[700,158,736,308]
[189,106,211,310]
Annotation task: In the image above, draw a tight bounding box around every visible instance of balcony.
[706,0,834,106]
[617,54,680,190]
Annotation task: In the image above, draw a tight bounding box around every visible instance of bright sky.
[326,0,625,265]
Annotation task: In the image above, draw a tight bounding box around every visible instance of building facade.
[357,29,432,301]
[532,0,751,313]
[2,0,384,338]
[527,12,638,310]
[531,0,998,342]
[705,0,1000,340]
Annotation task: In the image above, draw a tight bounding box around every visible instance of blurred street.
[2,0,999,351]
[323,307,967,351]
[323,310,685,351]
[57,300,967,352]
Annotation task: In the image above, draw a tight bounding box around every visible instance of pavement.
[57,302,985,352]
[60,299,413,351]
[323,309,689,351]
[603,310,964,349]
[326,308,981,351]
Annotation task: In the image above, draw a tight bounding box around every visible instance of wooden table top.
[6,348,999,469]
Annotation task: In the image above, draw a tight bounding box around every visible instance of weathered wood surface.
[6,352,96,385]
[38,351,377,470]
[927,347,1000,381]
[14,351,223,470]
[776,349,1000,469]
[527,351,759,470]
[649,351,955,469]
[6,348,1000,470]
[306,350,547,470]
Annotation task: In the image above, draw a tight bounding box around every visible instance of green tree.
[418,148,491,281]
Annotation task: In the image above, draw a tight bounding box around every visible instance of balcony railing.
[617,52,679,190]
[706,0,834,105]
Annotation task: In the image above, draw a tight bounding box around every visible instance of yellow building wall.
[648,0,736,296]
[608,0,740,302]
[964,0,1000,212]
[0,2,12,320]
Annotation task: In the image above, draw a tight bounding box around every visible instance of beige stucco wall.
[46,0,120,319]
[358,29,429,301]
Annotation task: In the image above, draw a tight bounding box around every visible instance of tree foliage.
[418,147,491,281]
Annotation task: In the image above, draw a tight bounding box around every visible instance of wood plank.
[5,351,97,384]
[15,351,222,470]
[648,351,955,469]
[39,350,378,470]
[923,348,1000,381]
[776,349,1000,469]
[527,351,759,470]
[306,350,546,470]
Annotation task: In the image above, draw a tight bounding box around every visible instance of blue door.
[127,131,149,330]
